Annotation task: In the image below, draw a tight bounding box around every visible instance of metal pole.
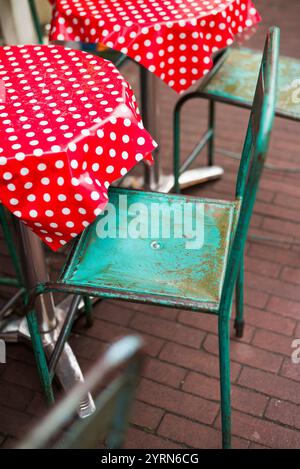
[140,67,161,190]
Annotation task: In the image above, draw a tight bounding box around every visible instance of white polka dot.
[106,165,114,174]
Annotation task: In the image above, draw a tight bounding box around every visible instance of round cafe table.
[49,0,261,190]
[0,44,156,414]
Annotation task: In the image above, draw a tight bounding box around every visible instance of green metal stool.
[18,336,144,449]
[25,26,279,449]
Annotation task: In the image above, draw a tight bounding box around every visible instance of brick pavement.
[0,0,300,449]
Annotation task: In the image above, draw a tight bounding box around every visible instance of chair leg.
[234,256,245,338]
[26,310,54,404]
[28,0,44,44]
[208,100,215,166]
[83,296,93,327]
[218,316,231,449]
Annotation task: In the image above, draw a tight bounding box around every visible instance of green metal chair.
[18,336,144,449]
[173,31,299,190]
[25,26,279,449]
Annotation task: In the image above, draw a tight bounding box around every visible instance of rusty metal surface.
[59,188,236,311]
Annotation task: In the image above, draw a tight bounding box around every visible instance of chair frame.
[24,26,279,449]
[173,33,300,194]
[18,336,144,449]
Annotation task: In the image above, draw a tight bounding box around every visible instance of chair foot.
[83,296,94,328]
[234,319,245,338]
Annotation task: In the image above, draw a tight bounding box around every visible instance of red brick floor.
[1,0,300,449]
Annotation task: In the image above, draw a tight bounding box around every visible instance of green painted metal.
[18,336,144,449]
[173,92,215,194]
[26,310,55,404]
[200,46,300,120]
[0,277,20,287]
[60,189,236,312]
[28,0,44,44]
[218,315,231,449]
[234,256,244,338]
[173,33,298,196]
[24,27,279,449]
[83,296,93,327]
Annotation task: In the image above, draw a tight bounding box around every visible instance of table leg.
[121,67,223,193]
[0,222,95,418]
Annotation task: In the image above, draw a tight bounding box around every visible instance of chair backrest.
[18,336,144,449]
[220,26,280,315]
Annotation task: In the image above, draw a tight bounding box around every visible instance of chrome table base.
[0,223,95,418]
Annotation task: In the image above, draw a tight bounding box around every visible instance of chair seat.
[199,47,300,120]
[60,189,237,313]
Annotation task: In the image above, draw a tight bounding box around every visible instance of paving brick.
[203,333,283,373]
[81,318,164,357]
[1,436,18,448]
[244,306,296,336]
[215,410,300,448]
[0,380,35,412]
[183,372,268,417]
[265,398,300,429]
[178,310,255,343]
[248,243,300,269]
[244,287,269,309]
[69,334,106,362]
[0,405,35,439]
[245,271,300,303]
[280,357,300,382]
[252,329,294,357]
[130,400,164,431]
[123,301,179,321]
[238,367,300,405]
[124,426,184,449]
[94,300,135,326]
[160,342,241,382]
[1,361,41,392]
[295,322,300,337]
[25,393,51,418]
[130,312,205,348]
[267,295,300,320]
[245,255,281,279]
[137,378,219,425]
[281,266,300,286]
[158,413,249,449]
[143,357,186,388]
[249,442,270,449]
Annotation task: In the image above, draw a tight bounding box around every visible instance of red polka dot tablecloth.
[0,45,156,250]
[49,0,261,93]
